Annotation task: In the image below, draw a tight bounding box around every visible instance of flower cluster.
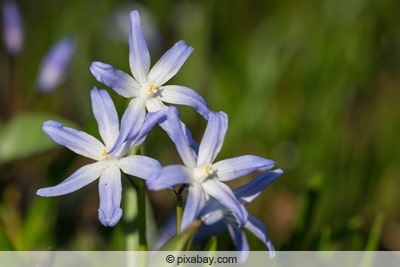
[37,10,283,255]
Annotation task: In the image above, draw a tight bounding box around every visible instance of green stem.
[122,177,138,251]
[175,185,186,235]
[137,179,147,251]
[126,176,147,251]
[2,55,16,121]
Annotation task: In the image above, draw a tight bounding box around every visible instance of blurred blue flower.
[2,1,23,55]
[90,10,209,153]
[147,107,275,231]
[200,169,283,261]
[36,37,76,94]
[37,88,164,227]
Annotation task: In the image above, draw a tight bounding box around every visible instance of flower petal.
[200,198,226,225]
[2,1,23,55]
[145,97,167,112]
[244,215,275,258]
[109,97,146,154]
[148,40,193,86]
[127,110,166,147]
[234,169,283,205]
[226,224,249,262]
[119,155,161,180]
[42,120,104,160]
[181,183,207,231]
[98,165,122,227]
[213,155,275,182]
[36,162,105,196]
[197,111,228,166]
[36,37,75,94]
[129,10,150,84]
[146,165,190,190]
[160,85,209,118]
[162,107,197,167]
[90,88,119,148]
[203,179,248,227]
[90,61,139,97]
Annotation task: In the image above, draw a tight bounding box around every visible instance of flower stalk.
[174,185,186,235]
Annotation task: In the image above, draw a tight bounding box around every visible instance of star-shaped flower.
[37,88,164,227]
[90,10,209,153]
[200,169,283,261]
[147,107,275,230]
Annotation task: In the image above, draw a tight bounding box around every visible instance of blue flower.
[2,1,23,55]
[90,10,209,153]
[36,37,76,94]
[200,169,283,261]
[37,88,164,227]
[147,107,275,230]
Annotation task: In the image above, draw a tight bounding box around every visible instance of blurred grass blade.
[203,236,217,251]
[0,223,14,250]
[0,112,75,163]
[160,220,202,251]
[20,197,54,249]
[365,213,383,250]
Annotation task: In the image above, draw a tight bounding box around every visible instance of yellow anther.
[205,164,213,175]
[148,83,158,94]
[100,148,111,159]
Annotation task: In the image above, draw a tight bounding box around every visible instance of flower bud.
[36,37,76,93]
[2,1,24,55]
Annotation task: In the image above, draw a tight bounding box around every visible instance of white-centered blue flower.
[147,107,276,231]
[90,10,209,153]
[37,88,164,227]
[200,169,283,261]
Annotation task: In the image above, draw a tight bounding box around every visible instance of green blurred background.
[1,0,399,251]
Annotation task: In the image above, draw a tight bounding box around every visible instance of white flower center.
[140,82,159,99]
[193,164,214,183]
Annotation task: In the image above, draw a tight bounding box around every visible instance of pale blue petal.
[200,198,226,225]
[203,179,248,227]
[98,165,122,227]
[197,111,228,166]
[181,183,207,231]
[127,110,166,147]
[36,162,105,196]
[162,107,197,167]
[2,1,23,55]
[235,169,283,205]
[90,88,119,149]
[42,120,104,160]
[37,37,75,93]
[129,10,150,84]
[227,224,249,262]
[146,165,190,190]
[160,85,209,118]
[148,40,193,86]
[213,155,275,182]
[245,215,275,258]
[119,155,161,180]
[90,61,139,97]
[109,97,146,154]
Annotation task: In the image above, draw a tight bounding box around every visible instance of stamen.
[100,147,111,159]
[193,164,214,183]
[147,83,158,94]
[205,164,213,175]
